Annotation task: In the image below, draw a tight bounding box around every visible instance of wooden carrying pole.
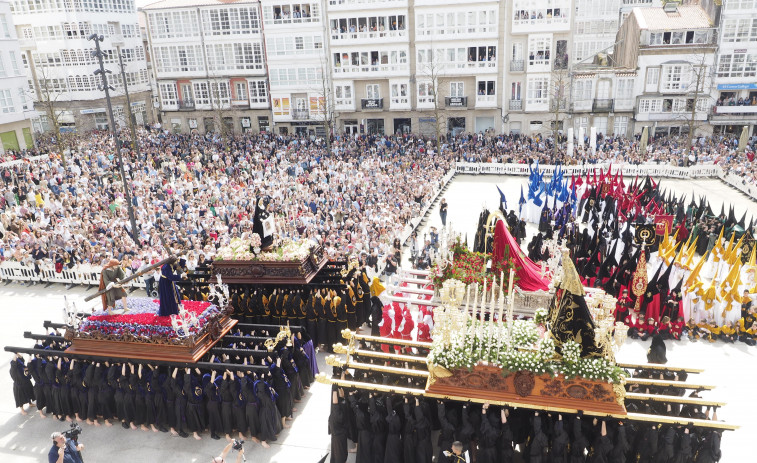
[83,256,177,302]
[4,346,269,373]
[625,377,715,390]
[317,375,738,431]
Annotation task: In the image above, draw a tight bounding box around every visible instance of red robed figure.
[492,219,550,292]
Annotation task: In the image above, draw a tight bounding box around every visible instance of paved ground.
[1,176,755,462]
[0,283,335,463]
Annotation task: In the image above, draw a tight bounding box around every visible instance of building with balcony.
[141,0,267,134]
[263,0,326,135]
[567,67,637,137]
[0,0,33,152]
[710,0,757,136]
[614,2,718,137]
[411,0,501,136]
[503,0,573,135]
[10,0,151,132]
[327,0,409,135]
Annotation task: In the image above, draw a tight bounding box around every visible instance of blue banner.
[717,83,757,90]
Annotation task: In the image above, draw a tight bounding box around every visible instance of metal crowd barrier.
[0,260,147,289]
[454,162,756,200]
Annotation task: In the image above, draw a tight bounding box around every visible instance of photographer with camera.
[211,440,245,463]
[441,441,469,463]
[48,431,84,463]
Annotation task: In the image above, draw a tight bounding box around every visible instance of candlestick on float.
[464,284,470,315]
[469,283,479,357]
[507,268,515,338]
[499,270,504,302]
[497,283,505,328]
[490,275,497,320]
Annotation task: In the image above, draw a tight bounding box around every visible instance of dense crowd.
[0,128,754,281]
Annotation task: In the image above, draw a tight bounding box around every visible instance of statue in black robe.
[252,196,275,251]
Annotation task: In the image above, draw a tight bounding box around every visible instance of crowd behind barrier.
[1,130,755,297]
[455,162,757,201]
[0,170,458,293]
[0,259,145,289]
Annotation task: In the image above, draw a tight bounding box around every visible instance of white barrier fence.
[5,162,754,288]
[0,260,147,290]
[455,162,756,200]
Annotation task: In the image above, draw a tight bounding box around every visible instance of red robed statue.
[491,219,550,292]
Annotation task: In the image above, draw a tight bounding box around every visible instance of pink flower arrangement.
[79,299,220,339]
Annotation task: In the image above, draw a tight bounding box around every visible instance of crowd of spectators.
[0,128,753,282]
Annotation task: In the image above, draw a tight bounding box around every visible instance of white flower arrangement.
[215,237,315,262]
[534,307,548,325]
[428,318,625,383]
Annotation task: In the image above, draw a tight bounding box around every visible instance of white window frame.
[335,84,353,106]
[366,84,380,99]
[235,81,247,101]
[390,83,408,105]
[526,76,549,105]
[417,82,434,104]
[450,82,464,97]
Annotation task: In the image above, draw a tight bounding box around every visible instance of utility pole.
[89,33,139,244]
[117,51,141,160]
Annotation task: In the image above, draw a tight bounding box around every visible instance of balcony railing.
[712,105,757,115]
[476,94,496,106]
[266,16,320,26]
[334,64,407,74]
[330,30,407,41]
[710,105,757,121]
[231,100,250,109]
[445,96,467,108]
[361,98,384,109]
[178,99,195,110]
[592,99,614,112]
[510,60,524,72]
[292,109,310,120]
[509,99,523,111]
[550,100,567,111]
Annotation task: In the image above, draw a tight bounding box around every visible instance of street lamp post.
[89,33,139,244]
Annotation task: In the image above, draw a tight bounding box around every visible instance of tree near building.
[314,55,338,152]
[209,79,233,138]
[674,53,715,155]
[548,66,570,159]
[29,64,68,164]
[417,45,447,149]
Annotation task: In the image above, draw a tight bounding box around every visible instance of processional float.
[318,238,738,432]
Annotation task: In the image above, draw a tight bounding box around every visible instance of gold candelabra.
[586,289,629,361]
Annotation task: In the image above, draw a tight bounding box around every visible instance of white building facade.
[9,0,151,132]
[142,0,268,134]
[262,0,326,135]
[130,0,757,139]
[327,0,410,135]
[614,4,718,137]
[0,0,33,152]
[412,0,501,136]
[710,0,757,136]
[502,0,573,135]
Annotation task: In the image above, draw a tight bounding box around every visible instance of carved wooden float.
[65,313,237,363]
[426,364,626,415]
[212,245,327,285]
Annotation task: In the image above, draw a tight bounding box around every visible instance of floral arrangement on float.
[216,236,317,262]
[431,237,520,289]
[77,299,221,341]
[425,278,628,414]
[427,306,625,384]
